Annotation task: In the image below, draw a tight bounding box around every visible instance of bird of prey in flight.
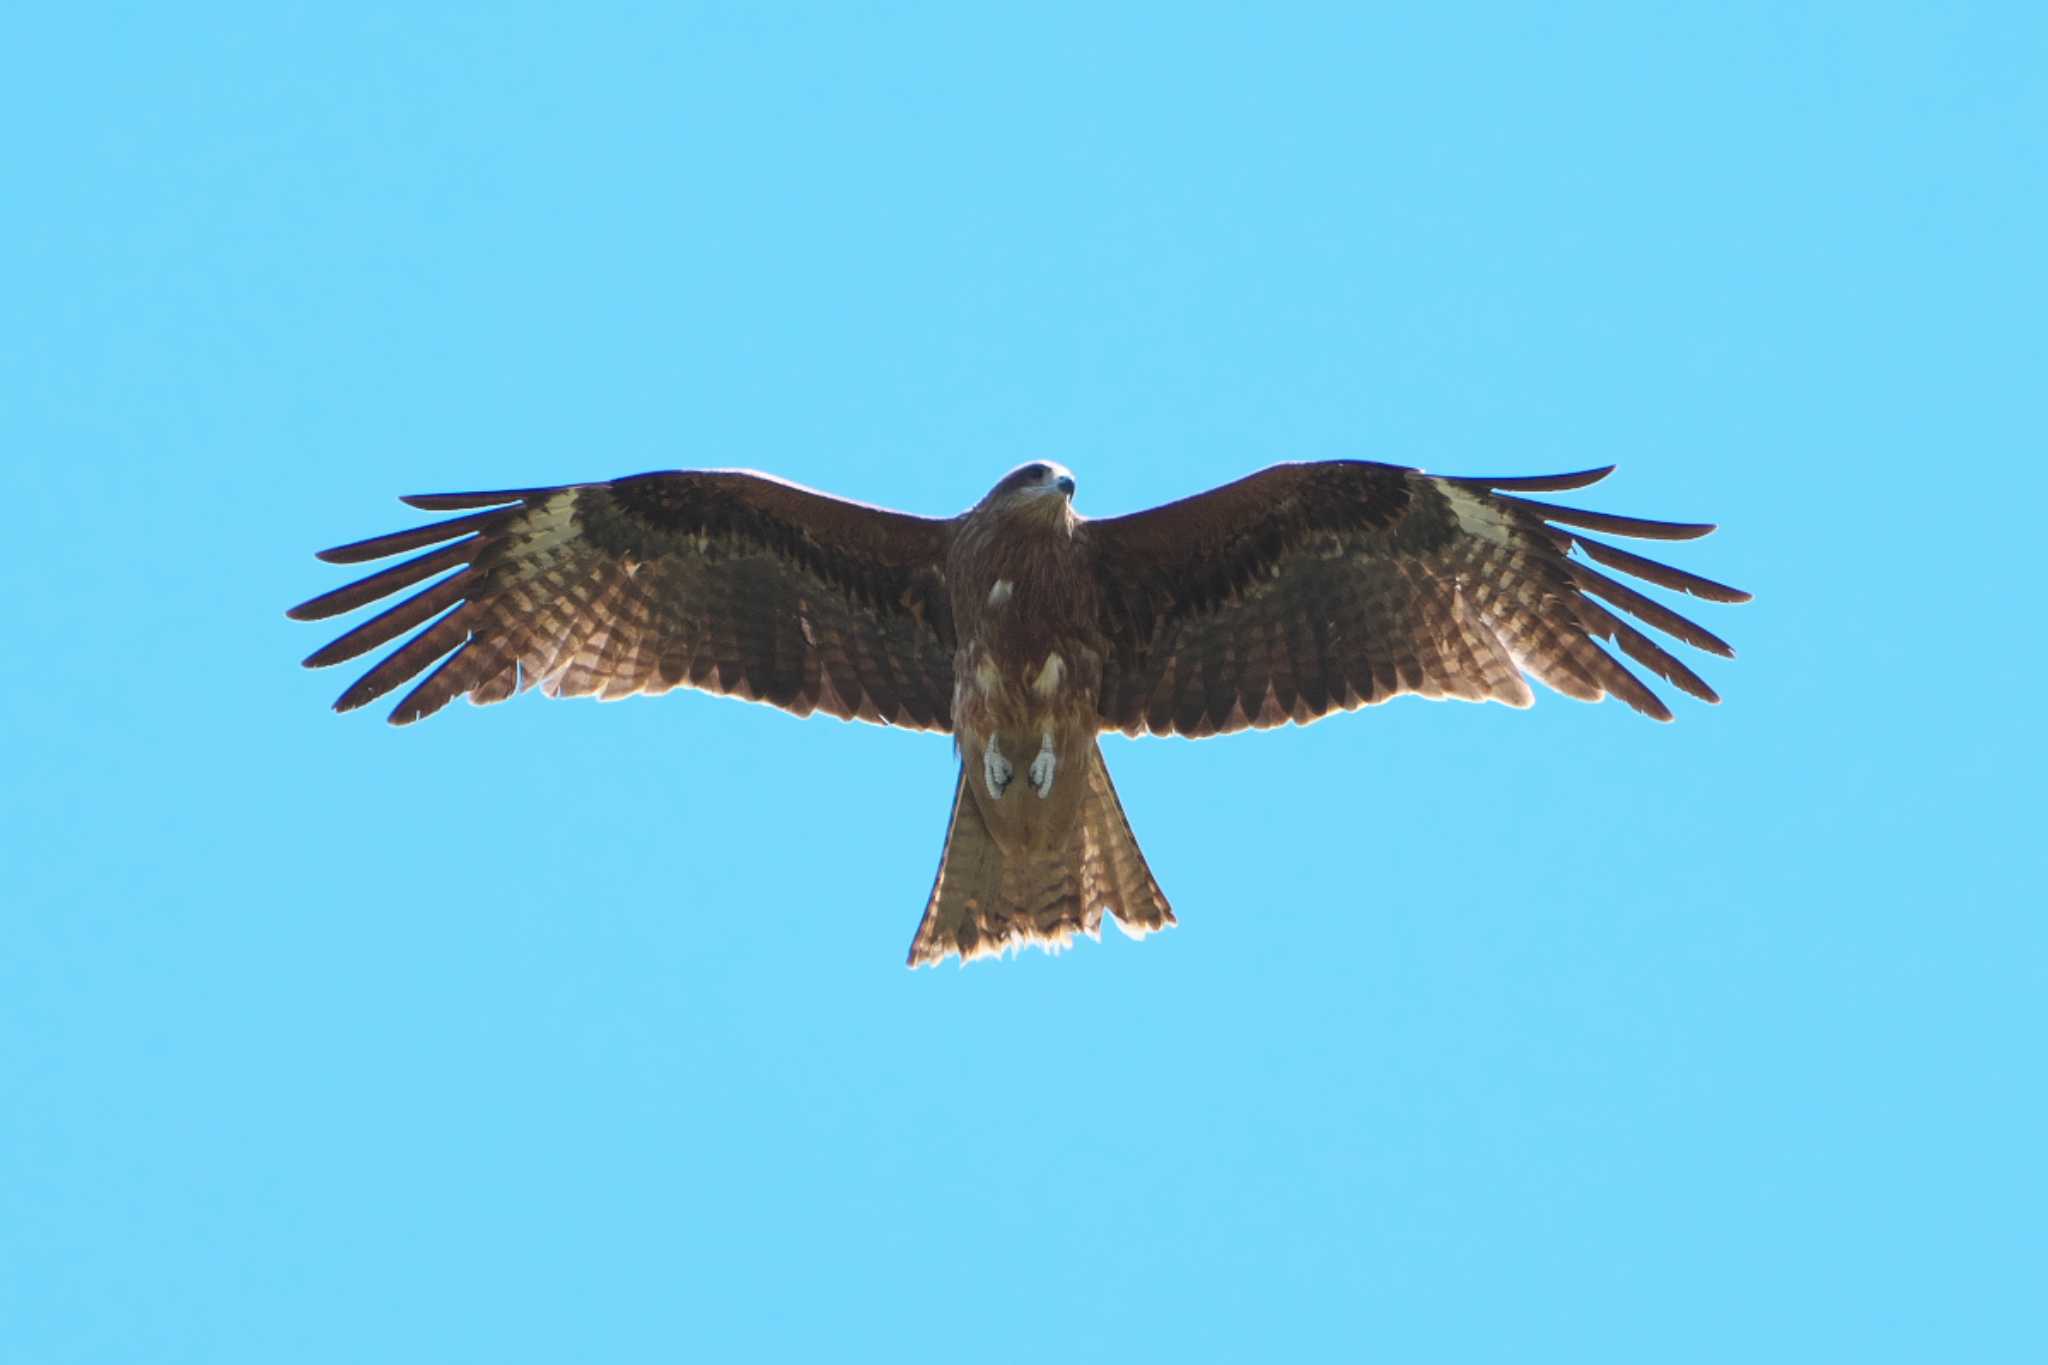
[291,460,1747,965]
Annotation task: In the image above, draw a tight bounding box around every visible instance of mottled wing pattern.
[1089,461,1748,736]
[290,471,959,728]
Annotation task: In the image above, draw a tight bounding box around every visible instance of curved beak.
[1055,474,1076,498]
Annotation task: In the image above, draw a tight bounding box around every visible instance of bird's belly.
[957,723,1094,857]
[952,637,1098,735]
[952,641,1101,857]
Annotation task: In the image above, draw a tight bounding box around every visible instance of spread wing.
[1088,461,1748,737]
[290,471,958,729]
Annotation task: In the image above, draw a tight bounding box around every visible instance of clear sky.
[5,4,2042,1362]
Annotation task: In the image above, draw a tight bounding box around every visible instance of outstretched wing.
[1088,461,1748,737]
[290,471,958,728]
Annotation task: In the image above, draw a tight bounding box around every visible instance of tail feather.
[907,744,1174,967]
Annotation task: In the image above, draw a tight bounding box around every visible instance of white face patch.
[1437,481,1518,547]
[987,579,1013,607]
[1031,652,1066,698]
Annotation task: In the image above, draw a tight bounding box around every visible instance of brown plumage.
[291,459,1748,965]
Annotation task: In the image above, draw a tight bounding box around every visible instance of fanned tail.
[907,744,1174,967]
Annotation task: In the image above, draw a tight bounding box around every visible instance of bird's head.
[980,461,1077,525]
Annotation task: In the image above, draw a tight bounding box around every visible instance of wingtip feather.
[1503,494,1720,541]
[399,489,544,511]
[1450,465,1618,493]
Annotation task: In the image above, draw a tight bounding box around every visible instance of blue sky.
[5,4,2042,1361]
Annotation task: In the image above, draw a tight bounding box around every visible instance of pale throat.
[1013,486,1078,530]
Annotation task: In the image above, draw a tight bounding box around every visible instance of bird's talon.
[983,740,1014,799]
[1029,735,1056,798]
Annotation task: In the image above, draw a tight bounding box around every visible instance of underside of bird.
[291,457,1750,970]
[908,742,1174,966]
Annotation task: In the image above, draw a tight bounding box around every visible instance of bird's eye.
[1025,463,1050,481]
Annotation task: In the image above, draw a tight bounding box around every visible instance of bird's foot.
[1029,732,1056,799]
[983,739,1014,799]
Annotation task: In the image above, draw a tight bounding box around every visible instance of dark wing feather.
[1088,461,1747,737]
[289,470,958,728]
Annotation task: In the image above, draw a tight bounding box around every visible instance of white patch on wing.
[974,656,1003,698]
[1031,652,1066,698]
[987,579,1013,607]
[519,493,583,557]
[1436,481,1518,547]
[496,493,587,597]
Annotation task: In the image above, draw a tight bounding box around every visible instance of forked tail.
[907,743,1175,967]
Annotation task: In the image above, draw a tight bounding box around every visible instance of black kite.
[290,461,1747,965]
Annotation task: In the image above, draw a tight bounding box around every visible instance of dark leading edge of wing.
[1089,462,1749,736]
[288,472,959,729]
